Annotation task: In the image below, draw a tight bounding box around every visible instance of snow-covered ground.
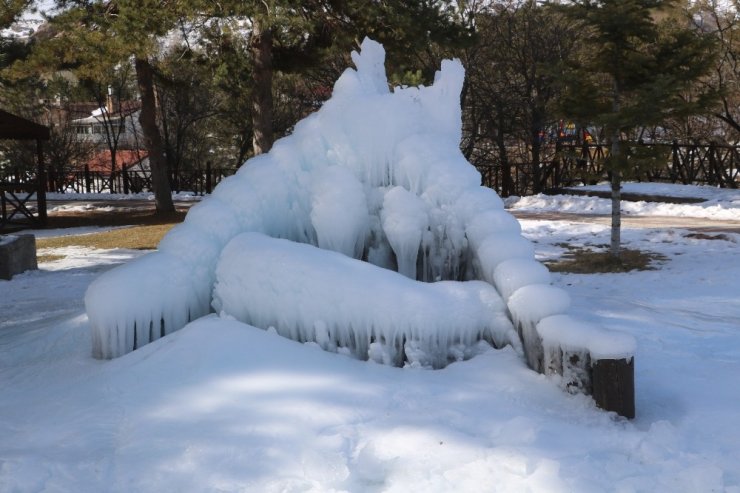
[1,184,739,492]
[507,182,740,221]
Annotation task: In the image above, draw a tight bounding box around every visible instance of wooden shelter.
[0,109,50,231]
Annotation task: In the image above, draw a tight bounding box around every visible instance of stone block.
[0,234,38,280]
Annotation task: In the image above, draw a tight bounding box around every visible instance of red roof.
[81,149,148,173]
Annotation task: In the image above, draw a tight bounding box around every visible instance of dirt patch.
[46,209,186,229]
[546,247,668,273]
[547,188,706,204]
[684,232,734,242]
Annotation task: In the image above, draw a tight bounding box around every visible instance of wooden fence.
[477,141,740,196]
[40,162,237,195]
[3,142,738,201]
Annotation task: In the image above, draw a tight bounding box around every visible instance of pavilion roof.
[0,109,50,140]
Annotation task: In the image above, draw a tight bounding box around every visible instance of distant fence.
[41,162,237,195]
[3,142,739,199]
[477,141,740,196]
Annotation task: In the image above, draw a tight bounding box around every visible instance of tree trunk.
[134,57,175,214]
[250,20,274,156]
[531,127,542,194]
[609,79,622,259]
[610,165,621,258]
[496,113,512,196]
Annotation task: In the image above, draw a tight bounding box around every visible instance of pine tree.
[0,0,31,29]
[10,1,203,213]
[212,0,472,155]
[554,0,717,258]
[9,0,471,210]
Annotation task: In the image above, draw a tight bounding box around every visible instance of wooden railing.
[38,162,238,195]
[4,142,738,203]
[477,142,740,196]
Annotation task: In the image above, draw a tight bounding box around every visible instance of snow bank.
[508,188,740,221]
[213,233,519,368]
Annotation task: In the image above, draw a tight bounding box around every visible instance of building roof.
[84,149,149,173]
[0,109,51,140]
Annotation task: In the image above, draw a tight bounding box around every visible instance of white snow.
[2,183,740,490]
[508,284,572,327]
[212,233,519,368]
[45,191,202,202]
[507,183,740,220]
[538,314,637,360]
[493,258,552,302]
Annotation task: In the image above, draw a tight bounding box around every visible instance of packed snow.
[1,183,739,491]
[86,38,598,371]
[508,183,740,220]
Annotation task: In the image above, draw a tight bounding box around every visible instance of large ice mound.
[85,38,633,382]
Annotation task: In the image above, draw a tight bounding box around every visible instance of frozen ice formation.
[85,37,634,382]
[213,233,520,368]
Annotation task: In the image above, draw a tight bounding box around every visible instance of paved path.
[45,199,740,234]
[511,211,740,234]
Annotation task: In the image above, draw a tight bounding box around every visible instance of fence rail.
[2,142,738,202]
[476,141,740,196]
[32,162,237,196]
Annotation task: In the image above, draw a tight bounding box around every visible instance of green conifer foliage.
[554,0,717,258]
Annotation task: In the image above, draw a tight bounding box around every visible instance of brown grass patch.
[684,232,733,242]
[37,223,178,251]
[546,247,667,273]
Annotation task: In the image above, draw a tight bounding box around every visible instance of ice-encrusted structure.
[85,38,634,396]
[213,233,520,368]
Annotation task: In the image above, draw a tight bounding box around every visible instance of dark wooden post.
[36,139,47,226]
[591,357,635,419]
[123,168,130,194]
[205,161,212,194]
[84,164,92,193]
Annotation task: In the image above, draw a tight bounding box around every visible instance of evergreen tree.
[554,0,716,258]
[0,0,31,29]
[212,0,472,154]
[10,0,204,213]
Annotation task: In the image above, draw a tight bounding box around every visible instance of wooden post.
[36,139,47,226]
[205,161,212,194]
[591,357,635,419]
[123,169,130,194]
[85,164,92,193]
